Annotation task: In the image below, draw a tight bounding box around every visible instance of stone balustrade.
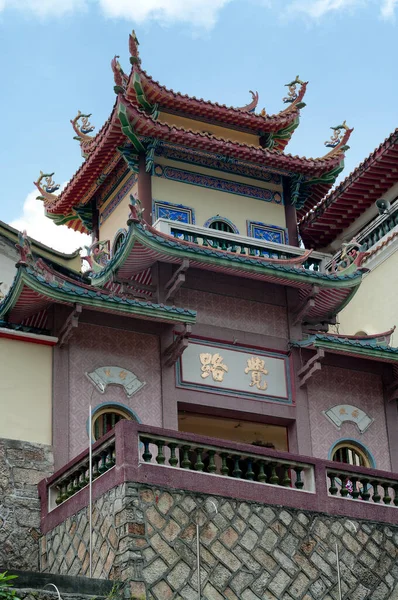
[40,421,398,534]
[153,218,330,272]
[48,433,116,510]
[327,466,398,505]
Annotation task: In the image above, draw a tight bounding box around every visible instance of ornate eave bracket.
[298,348,325,387]
[58,304,82,348]
[292,285,319,326]
[165,260,190,302]
[163,324,192,367]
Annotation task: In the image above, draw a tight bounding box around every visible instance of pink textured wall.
[68,324,162,459]
[307,365,390,470]
[174,288,288,338]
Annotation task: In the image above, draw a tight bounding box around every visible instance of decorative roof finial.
[324,121,350,148]
[71,111,95,142]
[328,239,368,275]
[34,171,60,206]
[128,194,144,223]
[15,230,33,266]
[238,91,259,113]
[111,55,127,94]
[283,76,305,104]
[129,30,141,65]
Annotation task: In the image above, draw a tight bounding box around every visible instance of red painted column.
[283,176,299,247]
[138,154,153,225]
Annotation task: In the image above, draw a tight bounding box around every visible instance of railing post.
[114,419,139,470]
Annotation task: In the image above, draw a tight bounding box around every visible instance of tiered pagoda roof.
[299,128,398,249]
[38,31,352,236]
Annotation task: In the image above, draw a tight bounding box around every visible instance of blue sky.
[0,0,396,251]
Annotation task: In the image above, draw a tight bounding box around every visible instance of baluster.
[194,448,205,472]
[361,479,370,501]
[351,477,360,500]
[60,482,68,502]
[232,456,242,478]
[207,450,217,473]
[105,447,114,469]
[282,465,291,487]
[294,467,304,490]
[155,440,166,465]
[240,245,247,255]
[328,474,338,495]
[220,240,227,251]
[202,237,209,247]
[220,453,229,476]
[83,466,90,486]
[339,474,348,497]
[257,461,267,483]
[382,483,391,505]
[269,463,279,485]
[393,484,398,506]
[181,445,192,469]
[168,443,179,467]
[55,485,64,505]
[371,480,381,503]
[248,247,256,257]
[92,456,100,479]
[192,235,198,244]
[72,473,80,493]
[141,438,152,463]
[245,459,255,481]
[98,452,107,474]
[66,479,74,498]
[230,245,237,253]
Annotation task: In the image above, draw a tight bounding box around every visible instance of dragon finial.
[71,110,95,142]
[34,171,60,206]
[82,240,111,274]
[328,239,369,275]
[16,230,34,266]
[128,194,144,223]
[324,120,350,148]
[111,55,128,94]
[283,75,305,104]
[129,30,141,65]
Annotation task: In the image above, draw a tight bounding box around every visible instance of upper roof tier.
[125,31,307,148]
[40,31,353,234]
[299,128,398,250]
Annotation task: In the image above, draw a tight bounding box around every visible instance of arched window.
[204,216,239,234]
[92,405,135,441]
[209,220,234,233]
[332,441,370,467]
[112,229,127,256]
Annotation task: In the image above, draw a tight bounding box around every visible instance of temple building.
[1,31,398,600]
[298,128,398,336]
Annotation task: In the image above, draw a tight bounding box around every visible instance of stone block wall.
[41,482,398,600]
[0,438,53,570]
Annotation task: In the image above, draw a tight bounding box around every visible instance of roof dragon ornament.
[283,76,305,104]
[328,240,369,276]
[324,120,353,157]
[112,55,128,95]
[71,111,95,142]
[34,171,60,206]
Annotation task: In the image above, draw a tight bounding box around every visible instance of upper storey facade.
[35,31,353,259]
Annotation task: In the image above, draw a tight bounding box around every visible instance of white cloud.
[0,0,232,27]
[1,0,86,17]
[285,0,363,18]
[10,188,91,255]
[99,0,233,28]
[381,0,398,19]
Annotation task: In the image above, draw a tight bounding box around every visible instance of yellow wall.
[0,338,52,444]
[99,178,138,245]
[338,252,398,335]
[159,112,259,146]
[153,158,286,233]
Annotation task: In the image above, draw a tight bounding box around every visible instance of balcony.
[40,420,398,532]
[153,219,331,273]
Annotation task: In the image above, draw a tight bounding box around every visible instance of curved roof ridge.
[300,127,398,228]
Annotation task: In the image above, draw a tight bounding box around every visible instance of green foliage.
[0,572,21,600]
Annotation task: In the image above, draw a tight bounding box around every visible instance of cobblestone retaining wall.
[0,438,53,570]
[41,483,398,600]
